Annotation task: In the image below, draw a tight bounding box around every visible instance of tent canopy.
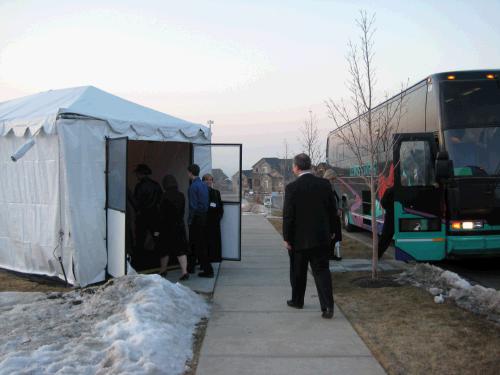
[0,86,209,139]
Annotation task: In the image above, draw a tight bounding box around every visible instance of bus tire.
[342,201,355,232]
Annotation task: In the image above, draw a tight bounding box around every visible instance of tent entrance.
[126,140,192,272]
[106,140,242,276]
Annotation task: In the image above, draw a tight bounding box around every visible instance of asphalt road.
[345,229,500,290]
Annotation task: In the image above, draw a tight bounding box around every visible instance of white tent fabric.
[0,87,209,286]
[0,86,210,140]
[0,134,74,282]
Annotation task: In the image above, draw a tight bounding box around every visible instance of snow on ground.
[397,263,500,324]
[0,275,209,375]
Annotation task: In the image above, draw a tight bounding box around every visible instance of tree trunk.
[370,177,379,279]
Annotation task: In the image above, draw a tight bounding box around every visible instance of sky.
[1,0,500,170]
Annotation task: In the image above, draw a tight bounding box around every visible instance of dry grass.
[333,271,500,375]
[0,269,70,293]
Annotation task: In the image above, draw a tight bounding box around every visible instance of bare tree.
[299,110,323,167]
[325,10,407,279]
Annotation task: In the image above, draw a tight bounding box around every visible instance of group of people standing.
[131,163,223,281]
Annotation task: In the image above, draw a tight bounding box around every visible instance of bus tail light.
[451,220,483,230]
[486,74,496,79]
[447,75,456,80]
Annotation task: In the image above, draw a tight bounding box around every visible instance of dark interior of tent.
[126,140,191,272]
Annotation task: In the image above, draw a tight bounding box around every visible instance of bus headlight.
[462,222,474,230]
[451,221,483,230]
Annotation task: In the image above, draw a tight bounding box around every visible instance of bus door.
[393,133,446,261]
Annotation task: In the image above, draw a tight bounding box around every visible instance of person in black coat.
[378,186,394,259]
[283,153,337,319]
[323,169,342,261]
[133,164,162,253]
[158,174,190,281]
[202,174,224,262]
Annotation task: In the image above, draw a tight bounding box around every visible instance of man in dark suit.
[283,153,337,319]
[202,173,224,262]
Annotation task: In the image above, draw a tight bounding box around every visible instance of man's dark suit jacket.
[283,173,337,251]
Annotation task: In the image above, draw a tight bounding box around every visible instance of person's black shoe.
[179,273,190,281]
[198,272,214,278]
[321,308,334,319]
[286,300,303,309]
[332,255,342,261]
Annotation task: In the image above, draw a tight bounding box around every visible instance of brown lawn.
[333,271,500,375]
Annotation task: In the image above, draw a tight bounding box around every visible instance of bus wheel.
[342,203,355,232]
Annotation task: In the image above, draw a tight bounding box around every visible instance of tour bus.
[326,70,500,261]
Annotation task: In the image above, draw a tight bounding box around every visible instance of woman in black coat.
[158,174,190,280]
[202,174,224,262]
[323,169,342,260]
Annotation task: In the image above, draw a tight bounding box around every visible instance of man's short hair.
[187,164,200,176]
[293,153,312,171]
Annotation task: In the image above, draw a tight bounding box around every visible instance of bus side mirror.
[435,151,453,182]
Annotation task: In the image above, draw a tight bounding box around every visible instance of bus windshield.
[444,127,500,176]
[441,80,500,129]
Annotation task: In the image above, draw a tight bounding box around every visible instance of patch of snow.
[428,287,443,296]
[434,295,445,304]
[0,275,209,375]
[396,263,500,324]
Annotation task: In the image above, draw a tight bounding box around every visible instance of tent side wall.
[58,118,109,286]
[0,132,75,283]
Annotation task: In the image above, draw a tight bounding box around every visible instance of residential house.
[211,168,232,192]
[232,170,253,194]
[251,157,293,194]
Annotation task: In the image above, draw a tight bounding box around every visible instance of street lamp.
[207,120,214,138]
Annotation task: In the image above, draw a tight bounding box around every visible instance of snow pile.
[0,275,209,375]
[396,263,500,324]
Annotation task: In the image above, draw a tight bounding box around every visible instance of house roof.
[212,168,229,181]
[0,85,209,139]
[253,157,293,172]
[242,170,253,178]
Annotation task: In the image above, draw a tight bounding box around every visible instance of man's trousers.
[291,247,334,311]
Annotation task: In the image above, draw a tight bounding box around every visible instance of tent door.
[105,137,128,277]
[192,143,242,261]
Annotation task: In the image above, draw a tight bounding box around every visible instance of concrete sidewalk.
[196,214,386,375]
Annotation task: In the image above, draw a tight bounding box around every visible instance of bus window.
[441,80,500,129]
[399,83,427,133]
[399,141,435,187]
[444,127,500,176]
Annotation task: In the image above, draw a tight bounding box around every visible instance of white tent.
[0,86,211,286]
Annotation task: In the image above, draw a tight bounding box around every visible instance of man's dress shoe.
[321,308,334,319]
[286,300,303,309]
